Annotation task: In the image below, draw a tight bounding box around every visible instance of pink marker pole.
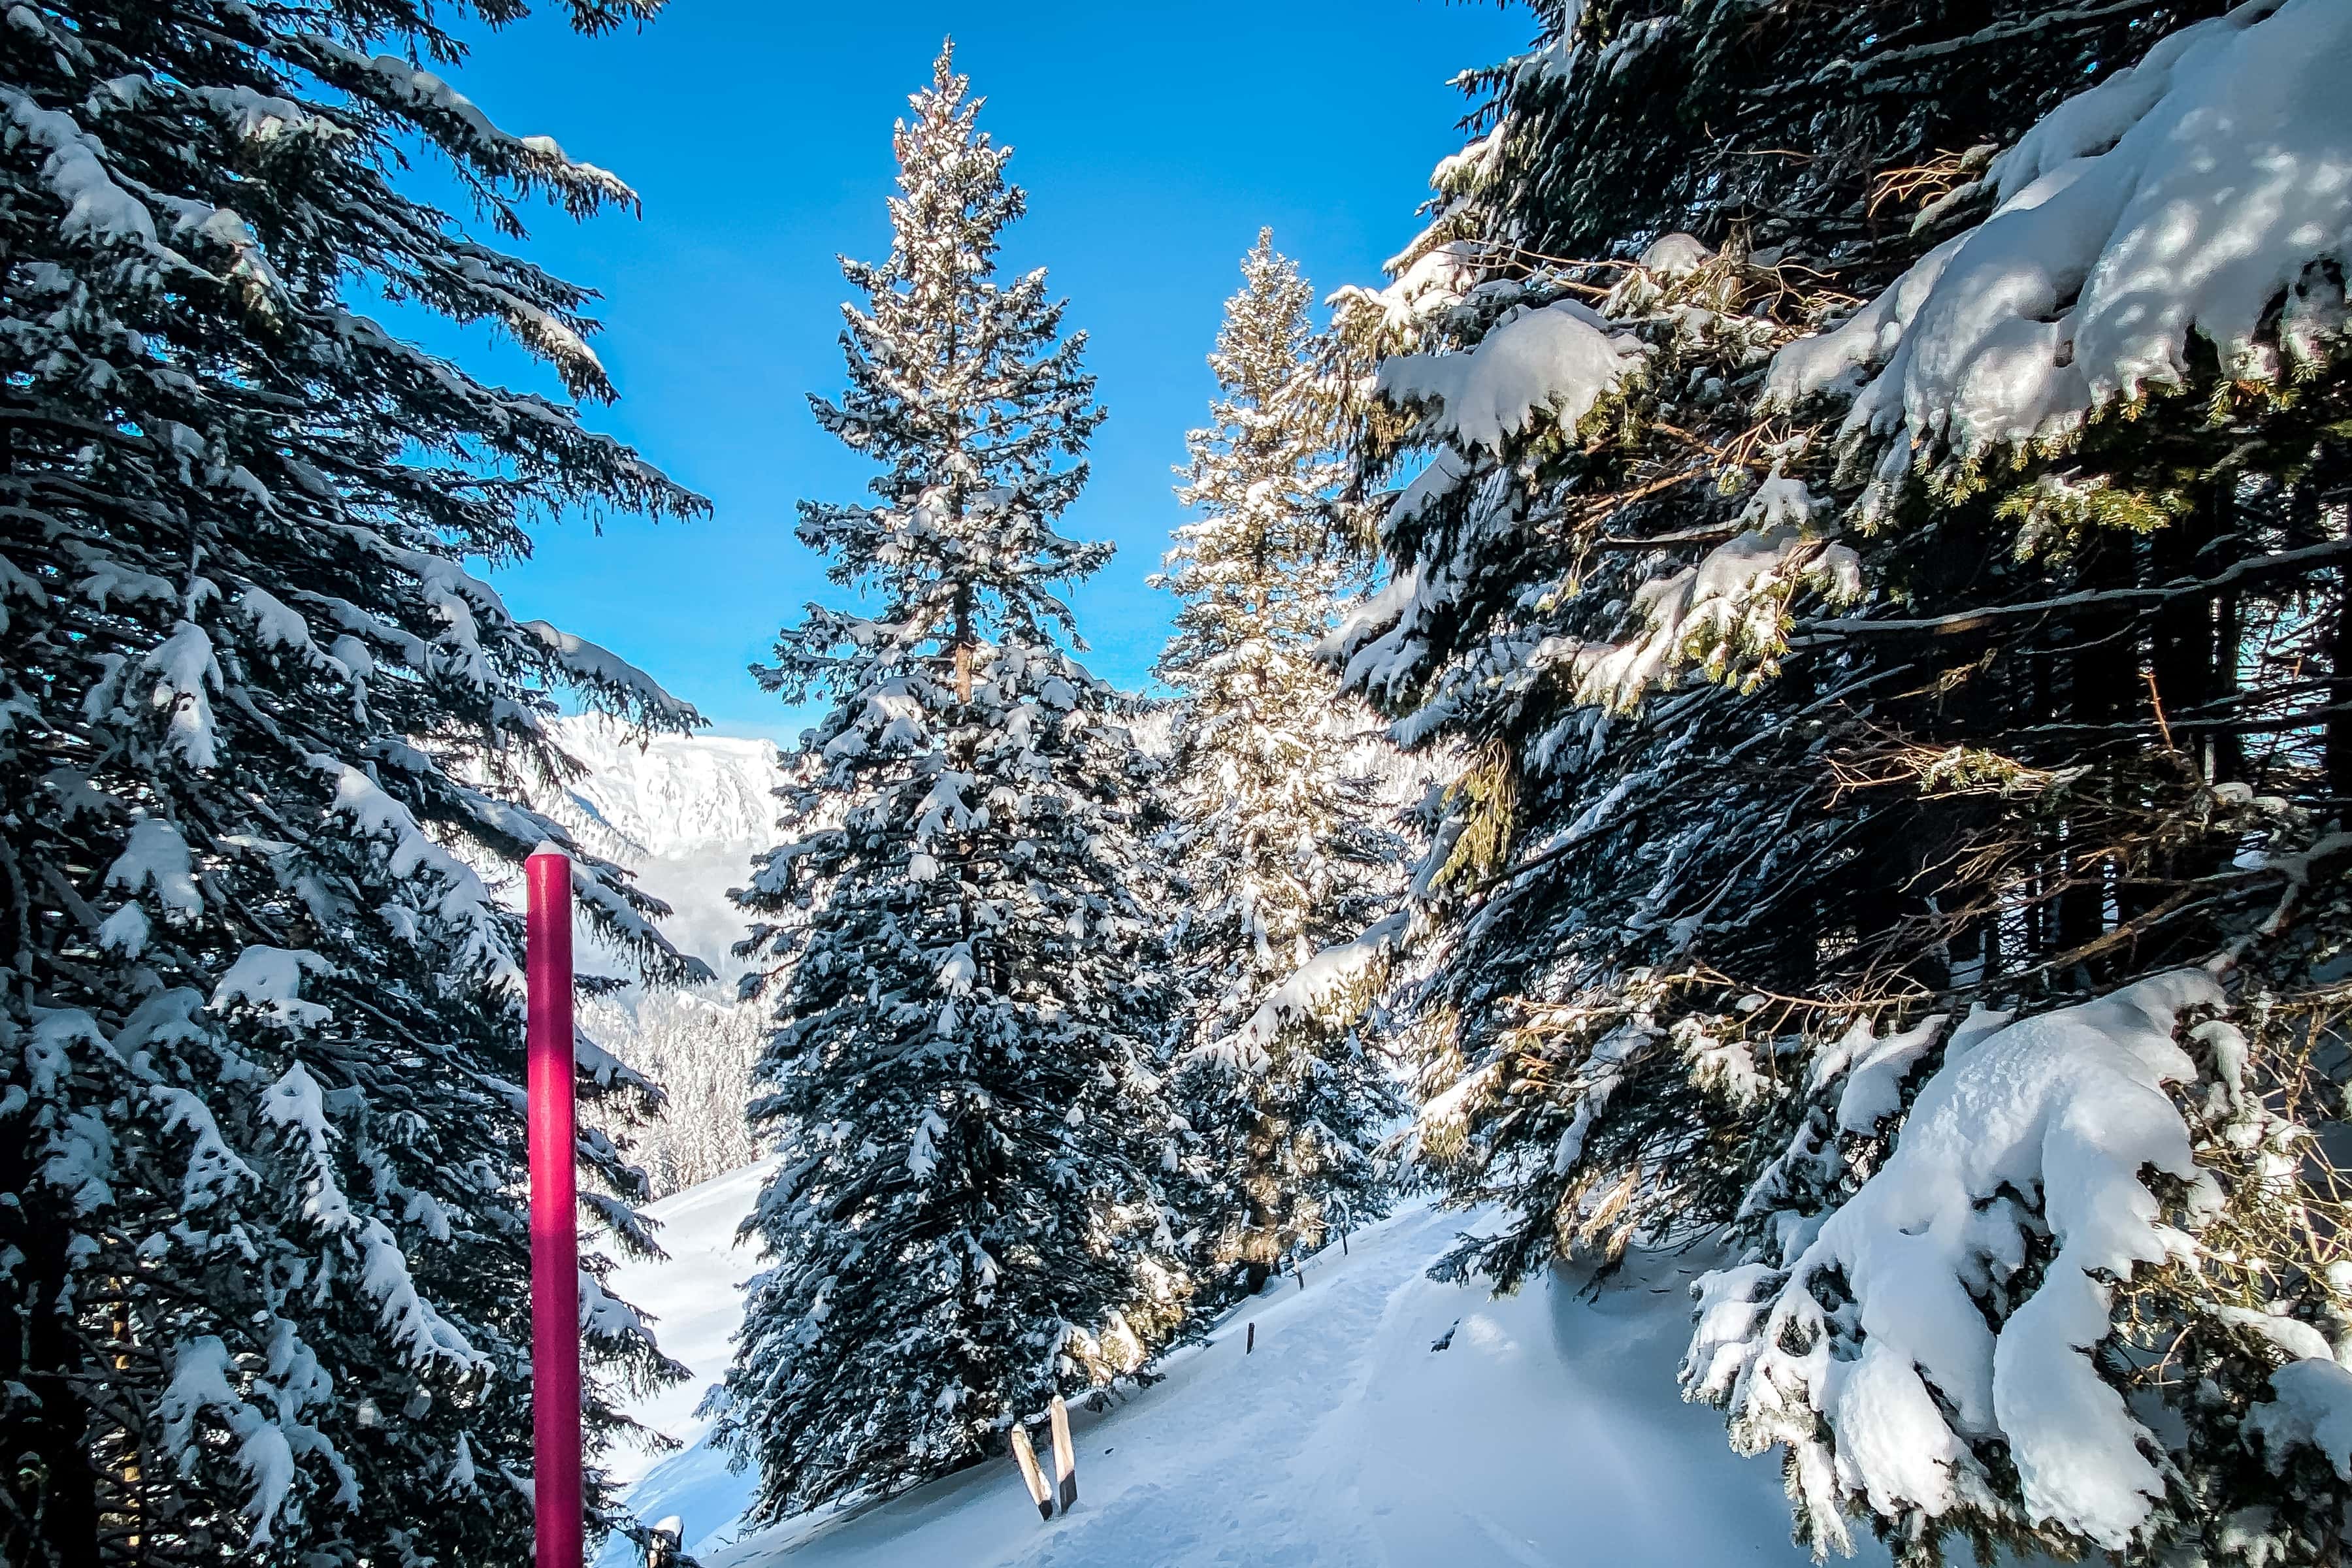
[526,849,583,1568]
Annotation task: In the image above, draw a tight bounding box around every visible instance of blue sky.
[414,1,1529,740]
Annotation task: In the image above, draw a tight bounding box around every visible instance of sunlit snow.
[600,1167,1890,1567]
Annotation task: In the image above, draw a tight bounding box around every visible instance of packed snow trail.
[604,1168,1886,1567]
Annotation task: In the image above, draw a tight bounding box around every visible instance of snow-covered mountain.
[482,717,789,1194]
[600,1166,1891,1568]
[546,717,786,865]
[534,715,788,979]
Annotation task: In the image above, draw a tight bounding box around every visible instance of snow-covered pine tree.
[0,3,710,1565]
[1152,231,1407,1299]
[722,43,1186,1520]
[1333,1,2352,1561]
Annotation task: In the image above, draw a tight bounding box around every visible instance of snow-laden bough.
[1769,0,2352,486]
[1683,972,2235,1552]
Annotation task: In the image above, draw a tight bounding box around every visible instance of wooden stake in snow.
[1049,1395,1078,1512]
[1009,1423,1053,1520]
[1246,1321,1255,1354]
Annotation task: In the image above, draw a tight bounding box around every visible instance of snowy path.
[606,1170,1884,1567]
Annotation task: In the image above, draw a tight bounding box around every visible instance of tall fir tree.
[1332,1,2352,1561]
[1153,231,1407,1298]
[722,44,1187,1520]
[0,2,709,1565]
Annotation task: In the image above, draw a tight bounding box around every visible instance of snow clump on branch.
[1377,299,1646,455]
[1679,970,2319,1554]
[1769,0,2352,477]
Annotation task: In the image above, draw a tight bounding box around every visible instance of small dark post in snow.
[1341,1230,1348,1256]
[1246,1322,1256,1354]
[1296,1264,1305,1292]
[1049,1395,1078,1511]
[1010,1424,1053,1520]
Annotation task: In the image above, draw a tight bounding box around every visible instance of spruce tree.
[723,44,1186,1520]
[0,3,707,1565]
[1154,231,1406,1299]
[1334,1,2352,1561]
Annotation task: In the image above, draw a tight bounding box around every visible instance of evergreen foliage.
[723,44,1188,1521]
[1335,2,2352,1561]
[20,3,2347,1561]
[0,2,707,1564]
[1154,232,1407,1299]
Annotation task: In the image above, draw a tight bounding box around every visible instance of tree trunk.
[2057,534,2135,966]
[2332,566,2352,804]
[0,1115,102,1567]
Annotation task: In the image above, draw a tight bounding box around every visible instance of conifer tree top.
[778,41,1109,702]
[1157,229,1347,694]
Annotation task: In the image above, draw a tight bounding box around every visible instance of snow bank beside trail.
[601,1176,1885,1568]
[1771,0,2352,465]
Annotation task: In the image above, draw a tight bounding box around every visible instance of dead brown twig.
[1867,148,1977,217]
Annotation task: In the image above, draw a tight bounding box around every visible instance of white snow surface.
[2,83,158,243]
[525,623,700,728]
[210,945,336,1026]
[1639,232,1715,278]
[600,1158,776,1488]
[602,1168,1887,1568]
[1769,0,2352,465]
[1191,911,1408,1077]
[547,716,783,864]
[159,1337,301,1545]
[1568,510,1863,713]
[1343,238,1484,330]
[2249,1356,2352,1481]
[105,815,203,918]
